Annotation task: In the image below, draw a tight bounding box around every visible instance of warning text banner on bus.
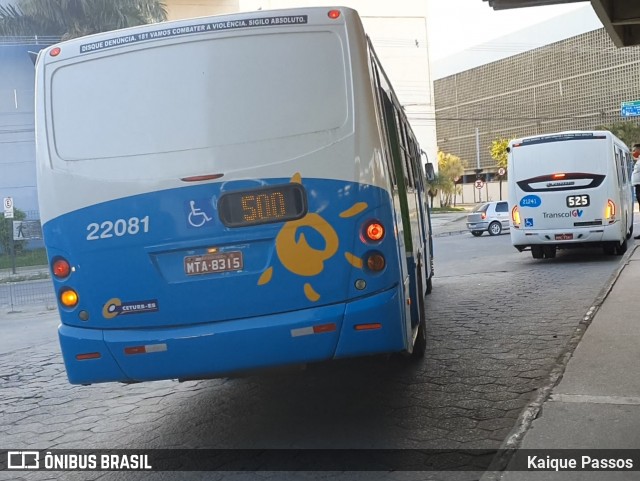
[2,449,640,472]
[79,15,309,54]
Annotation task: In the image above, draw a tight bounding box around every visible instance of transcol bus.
[35,7,436,384]
[508,131,634,259]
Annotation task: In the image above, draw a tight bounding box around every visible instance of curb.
[480,243,640,479]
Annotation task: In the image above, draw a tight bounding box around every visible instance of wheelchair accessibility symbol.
[186,199,214,228]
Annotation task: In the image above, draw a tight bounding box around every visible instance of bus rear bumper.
[510,223,624,247]
[58,286,406,384]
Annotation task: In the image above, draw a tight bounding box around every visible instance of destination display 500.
[218,183,307,227]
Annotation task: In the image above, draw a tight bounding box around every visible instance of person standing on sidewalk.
[632,143,640,239]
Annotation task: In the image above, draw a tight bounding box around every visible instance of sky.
[425,0,604,78]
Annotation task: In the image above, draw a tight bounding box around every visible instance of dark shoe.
[635,235,640,239]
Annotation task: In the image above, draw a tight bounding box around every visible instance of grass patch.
[0,248,48,270]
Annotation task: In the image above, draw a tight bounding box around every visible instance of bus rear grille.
[574,221,602,227]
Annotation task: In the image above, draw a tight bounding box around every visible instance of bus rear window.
[50,31,348,161]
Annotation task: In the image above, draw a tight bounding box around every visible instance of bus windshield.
[50,31,348,162]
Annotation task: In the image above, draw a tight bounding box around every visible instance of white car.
[466,201,510,236]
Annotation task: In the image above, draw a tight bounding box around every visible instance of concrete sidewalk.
[487,245,640,480]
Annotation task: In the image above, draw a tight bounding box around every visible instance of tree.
[595,121,640,148]
[490,138,509,171]
[490,138,510,200]
[0,0,167,39]
[425,172,448,208]
[436,150,465,207]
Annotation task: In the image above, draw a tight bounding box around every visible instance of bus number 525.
[566,195,589,207]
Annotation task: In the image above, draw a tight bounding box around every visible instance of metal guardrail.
[0,251,54,311]
[0,277,56,312]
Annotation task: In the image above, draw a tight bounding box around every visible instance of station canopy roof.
[482,0,640,47]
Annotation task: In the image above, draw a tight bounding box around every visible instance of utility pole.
[475,128,483,203]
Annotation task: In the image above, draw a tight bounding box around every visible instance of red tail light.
[52,257,71,278]
[328,10,341,19]
[365,221,385,242]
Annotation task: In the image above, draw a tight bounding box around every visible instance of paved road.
[0,230,625,480]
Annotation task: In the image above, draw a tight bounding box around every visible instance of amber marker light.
[60,288,79,308]
[605,199,616,220]
[52,258,71,278]
[512,206,521,227]
[552,173,566,179]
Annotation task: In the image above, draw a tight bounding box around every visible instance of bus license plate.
[184,251,243,276]
[555,233,573,240]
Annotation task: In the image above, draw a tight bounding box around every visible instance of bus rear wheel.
[410,265,427,360]
[543,245,556,258]
[615,239,627,256]
[531,246,544,259]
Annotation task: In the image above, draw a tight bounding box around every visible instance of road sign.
[498,167,506,176]
[4,197,14,219]
[621,100,640,117]
[13,220,43,241]
[475,180,485,189]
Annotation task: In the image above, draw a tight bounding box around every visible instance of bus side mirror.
[424,163,435,181]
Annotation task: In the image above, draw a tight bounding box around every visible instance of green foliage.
[0,208,26,255]
[435,151,466,207]
[595,121,640,148]
[0,0,167,39]
[425,172,448,208]
[490,138,509,171]
[0,248,48,271]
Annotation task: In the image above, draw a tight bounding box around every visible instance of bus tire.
[426,277,433,295]
[410,267,427,360]
[543,245,556,258]
[531,246,544,259]
[488,222,502,236]
[615,239,627,256]
[603,243,616,255]
[471,231,483,237]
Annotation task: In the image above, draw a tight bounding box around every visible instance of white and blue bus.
[35,7,435,384]
[508,131,634,259]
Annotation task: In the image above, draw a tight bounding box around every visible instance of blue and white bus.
[508,131,634,259]
[36,7,435,384]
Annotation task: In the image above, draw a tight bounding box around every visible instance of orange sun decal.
[258,173,368,302]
